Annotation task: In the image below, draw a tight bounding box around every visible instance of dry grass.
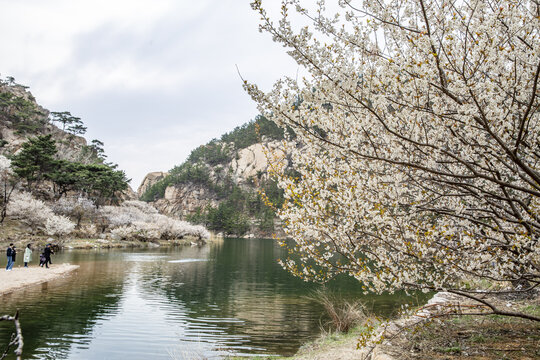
[306,288,367,333]
[381,302,540,359]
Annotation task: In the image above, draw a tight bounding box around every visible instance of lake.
[0,238,421,359]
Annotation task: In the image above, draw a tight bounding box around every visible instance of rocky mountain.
[0,77,136,199]
[137,171,168,198]
[138,116,292,237]
[0,82,88,161]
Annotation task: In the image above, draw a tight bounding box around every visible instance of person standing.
[5,243,14,271]
[42,243,53,268]
[23,244,32,267]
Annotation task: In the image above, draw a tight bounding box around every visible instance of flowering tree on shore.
[8,192,55,231]
[8,192,75,235]
[45,215,75,238]
[53,196,96,227]
[101,201,210,241]
[247,0,540,321]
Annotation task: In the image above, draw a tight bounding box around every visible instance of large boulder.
[154,183,218,218]
[231,141,287,183]
[137,171,169,198]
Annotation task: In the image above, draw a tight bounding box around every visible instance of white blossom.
[101,201,210,241]
[248,0,540,299]
[0,155,11,177]
[8,192,54,230]
[45,215,75,236]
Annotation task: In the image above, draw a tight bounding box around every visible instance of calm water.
[0,238,421,359]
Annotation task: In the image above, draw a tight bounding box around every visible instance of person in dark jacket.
[41,244,53,268]
[5,243,14,271]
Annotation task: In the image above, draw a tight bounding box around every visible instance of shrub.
[101,201,210,241]
[307,289,367,333]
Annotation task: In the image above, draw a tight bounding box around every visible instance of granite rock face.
[153,183,218,218]
[0,83,88,161]
[138,141,289,220]
[137,171,169,198]
[230,142,287,183]
[0,82,137,198]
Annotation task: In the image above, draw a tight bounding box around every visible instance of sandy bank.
[0,263,79,296]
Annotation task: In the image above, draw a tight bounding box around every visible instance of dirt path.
[0,263,79,295]
[293,341,367,360]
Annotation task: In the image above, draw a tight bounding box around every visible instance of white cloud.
[0,0,299,188]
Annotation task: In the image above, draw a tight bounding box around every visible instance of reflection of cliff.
[0,257,126,359]
[152,239,321,355]
[140,239,427,355]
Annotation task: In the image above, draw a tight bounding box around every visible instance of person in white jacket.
[23,244,32,268]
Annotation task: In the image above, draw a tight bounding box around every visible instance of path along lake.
[0,238,422,359]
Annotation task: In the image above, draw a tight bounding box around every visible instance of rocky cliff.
[137,171,169,198]
[0,82,88,161]
[155,183,219,218]
[138,117,291,236]
[144,141,287,217]
[230,141,287,183]
[0,79,136,199]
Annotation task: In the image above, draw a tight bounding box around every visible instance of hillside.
[1,80,95,164]
[0,78,136,199]
[0,76,210,246]
[138,116,294,237]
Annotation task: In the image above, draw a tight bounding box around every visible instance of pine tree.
[11,134,57,184]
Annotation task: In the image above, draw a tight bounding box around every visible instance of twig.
[0,311,23,360]
[448,290,540,322]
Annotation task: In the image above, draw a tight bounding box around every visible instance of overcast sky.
[0,0,299,189]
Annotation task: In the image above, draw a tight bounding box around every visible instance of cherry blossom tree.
[102,201,210,241]
[7,192,54,232]
[45,215,75,237]
[53,196,96,227]
[247,0,540,321]
[6,191,75,237]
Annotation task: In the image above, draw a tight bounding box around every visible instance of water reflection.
[0,239,426,359]
[0,260,125,359]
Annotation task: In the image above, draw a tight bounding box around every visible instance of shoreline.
[231,290,540,360]
[0,234,223,251]
[0,263,80,296]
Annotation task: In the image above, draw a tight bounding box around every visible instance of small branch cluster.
[0,311,23,360]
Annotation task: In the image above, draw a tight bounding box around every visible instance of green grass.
[440,346,462,353]
[522,304,540,316]
[469,334,487,343]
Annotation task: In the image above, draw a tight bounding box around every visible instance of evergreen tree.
[89,139,106,160]
[50,111,84,133]
[77,163,130,206]
[67,122,87,136]
[11,134,57,184]
[49,160,85,198]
